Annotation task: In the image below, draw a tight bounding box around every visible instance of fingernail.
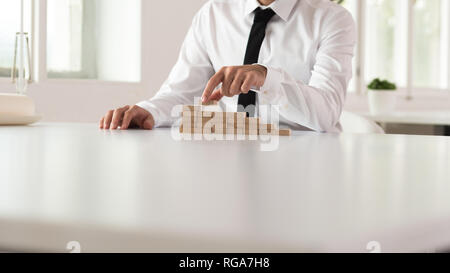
[202,96,206,102]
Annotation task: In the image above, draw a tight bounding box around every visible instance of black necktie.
[238,7,276,117]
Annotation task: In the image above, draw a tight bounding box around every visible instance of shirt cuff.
[135,100,162,128]
[256,64,283,104]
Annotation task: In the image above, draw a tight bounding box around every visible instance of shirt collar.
[244,0,297,22]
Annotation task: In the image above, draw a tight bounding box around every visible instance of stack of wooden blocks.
[179,101,291,136]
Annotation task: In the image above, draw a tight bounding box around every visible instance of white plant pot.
[368,90,397,116]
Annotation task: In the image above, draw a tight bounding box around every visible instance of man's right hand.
[99,105,154,130]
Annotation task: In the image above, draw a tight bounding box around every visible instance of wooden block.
[226,118,260,130]
[259,123,274,132]
[213,111,224,119]
[182,110,198,119]
[190,118,210,129]
[187,114,223,129]
[180,124,204,134]
[236,114,246,127]
[180,124,192,134]
[181,113,289,136]
[227,118,266,130]
[193,126,202,134]
[224,125,236,134]
[212,125,229,134]
[225,113,237,130]
[191,122,204,129]
[225,112,245,120]
[182,114,192,121]
[213,112,224,130]
[224,112,236,120]
[181,124,223,135]
[258,129,273,136]
[278,129,291,136]
[236,112,247,120]
[234,126,245,135]
[225,119,239,126]
[187,118,214,123]
[182,121,194,130]
[205,111,214,117]
[236,119,246,128]
[222,115,227,129]
[212,127,225,135]
[235,124,246,130]
[182,106,203,119]
[226,118,244,124]
[192,115,203,122]
[232,128,259,135]
[247,117,259,131]
[202,126,214,134]
[193,111,214,117]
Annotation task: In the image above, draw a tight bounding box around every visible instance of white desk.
[1,123,450,253]
[361,111,450,126]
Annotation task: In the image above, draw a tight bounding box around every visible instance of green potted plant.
[367,78,397,115]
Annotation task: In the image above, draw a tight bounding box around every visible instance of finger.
[230,72,245,96]
[99,117,104,129]
[241,74,256,94]
[221,69,235,97]
[202,70,224,102]
[111,106,130,130]
[141,116,154,130]
[103,110,114,130]
[209,88,224,102]
[121,108,138,130]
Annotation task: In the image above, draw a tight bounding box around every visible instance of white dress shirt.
[137,0,356,133]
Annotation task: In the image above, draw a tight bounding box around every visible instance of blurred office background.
[0,0,449,135]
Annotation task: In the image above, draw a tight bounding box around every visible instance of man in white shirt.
[100,0,356,133]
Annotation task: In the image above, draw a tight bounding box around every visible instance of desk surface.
[361,111,450,126]
[0,123,450,253]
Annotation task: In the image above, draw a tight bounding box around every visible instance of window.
[47,0,86,77]
[364,0,407,87]
[0,0,32,78]
[341,0,450,95]
[47,0,141,82]
[413,0,446,88]
[0,0,141,82]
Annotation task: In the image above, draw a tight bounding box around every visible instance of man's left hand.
[201,65,267,103]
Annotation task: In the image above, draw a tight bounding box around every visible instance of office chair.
[340,111,385,134]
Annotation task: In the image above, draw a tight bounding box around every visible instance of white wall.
[141,0,207,104]
[0,0,207,122]
[96,0,141,82]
